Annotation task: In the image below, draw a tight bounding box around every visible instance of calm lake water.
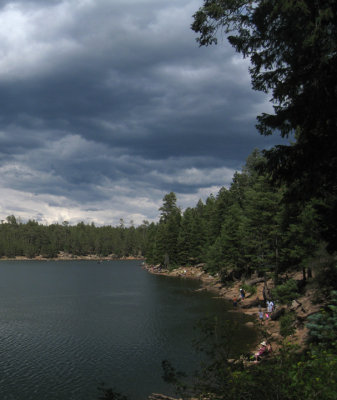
[0,260,256,400]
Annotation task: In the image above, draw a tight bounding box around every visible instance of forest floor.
[143,264,325,356]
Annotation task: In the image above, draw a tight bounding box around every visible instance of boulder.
[290,299,302,310]
[271,307,286,321]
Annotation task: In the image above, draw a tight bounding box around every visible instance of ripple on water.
[0,261,257,400]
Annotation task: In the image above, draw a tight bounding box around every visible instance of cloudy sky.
[0,0,282,226]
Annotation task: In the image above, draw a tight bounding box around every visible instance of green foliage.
[159,192,180,223]
[151,192,181,268]
[0,218,149,259]
[192,0,337,253]
[215,202,248,272]
[284,200,321,268]
[145,149,332,285]
[242,175,285,279]
[289,349,337,400]
[307,291,337,349]
[313,253,337,291]
[162,317,337,400]
[271,279,299,304]
[241,283,257,296]
[204,239,224,274]
[279,312,296,337]
[177,206,206,266]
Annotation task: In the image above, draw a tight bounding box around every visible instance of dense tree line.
[145,149,326,284]
[0,217,149,259]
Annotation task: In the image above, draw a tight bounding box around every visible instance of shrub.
[271,279,299,304]
[241,283,257,296]
[307,290,337,349]
[279,312,296,337]
[315,260,337,291]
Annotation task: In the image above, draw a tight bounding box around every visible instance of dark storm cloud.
[0,0,283,225]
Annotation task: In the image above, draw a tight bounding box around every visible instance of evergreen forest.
[145,149,331,285]
[0,216,148,259]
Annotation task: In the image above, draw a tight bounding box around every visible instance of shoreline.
[0,253,145,262]
[143,264,321,355]
[143,264,272,351]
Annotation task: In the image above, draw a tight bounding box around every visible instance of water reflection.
[0,260,256,399]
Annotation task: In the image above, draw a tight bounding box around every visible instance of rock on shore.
[143,264,324,353]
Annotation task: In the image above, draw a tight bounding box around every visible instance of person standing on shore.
[233,296,238,307]
[240,288,245,300]
[267,300,272,313]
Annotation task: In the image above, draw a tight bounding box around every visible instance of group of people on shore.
[232,287,275,362]
[232,288,275,322]
[258,299,275,323]
[255,300,274,362]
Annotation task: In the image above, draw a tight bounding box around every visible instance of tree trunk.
[302,266,307,281]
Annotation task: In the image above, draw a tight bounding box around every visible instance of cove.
[0,260,257,399]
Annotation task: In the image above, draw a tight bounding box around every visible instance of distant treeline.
[0,217,149,259]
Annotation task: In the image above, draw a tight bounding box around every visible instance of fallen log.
[245,277,265,286]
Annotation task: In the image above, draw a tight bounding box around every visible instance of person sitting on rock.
[254,341,271,362]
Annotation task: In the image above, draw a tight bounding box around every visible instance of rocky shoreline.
[143,266,325,400]
[143,264,323,355]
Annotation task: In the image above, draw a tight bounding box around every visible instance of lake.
[0,260,256,399]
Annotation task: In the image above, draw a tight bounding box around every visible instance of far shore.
[0,253,145,262]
